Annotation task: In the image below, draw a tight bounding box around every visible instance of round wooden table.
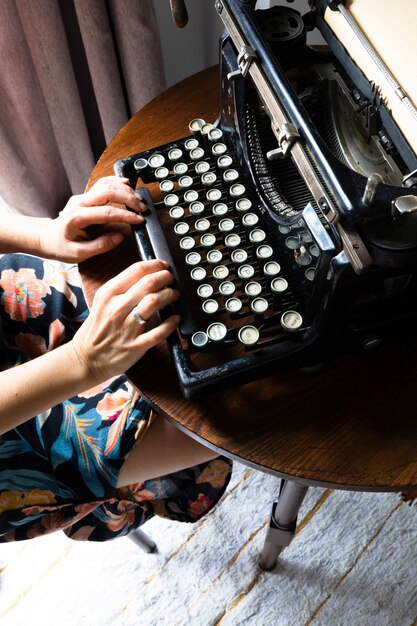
[81,66,417,495]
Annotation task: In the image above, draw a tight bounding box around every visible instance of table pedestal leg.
[259,479,309,571]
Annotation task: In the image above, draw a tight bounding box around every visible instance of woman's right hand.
[70,260,180,384]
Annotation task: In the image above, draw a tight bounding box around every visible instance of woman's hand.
[38,176,146,262]
[70,260,180,383]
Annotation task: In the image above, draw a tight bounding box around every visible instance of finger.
[82,178,146,212]
[66,205,145,229]
[123,269,175,310]
[68,232,126,260]
[135,315,181,350]
[131,287,180,323]
[98,260,170,297]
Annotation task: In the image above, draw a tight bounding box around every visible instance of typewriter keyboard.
[116,119,322,375]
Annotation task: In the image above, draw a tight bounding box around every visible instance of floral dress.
[0,254,232,542]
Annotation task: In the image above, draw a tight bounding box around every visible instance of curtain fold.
[0,0,166,217]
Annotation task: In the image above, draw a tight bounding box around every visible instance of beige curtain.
[0,0,166,217]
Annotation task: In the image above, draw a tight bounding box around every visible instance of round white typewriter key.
[200,233,216,247]
[208,127,223,142]
[237,264,255,279]
[195,217,210,232]
[238,325,259,346]
[179,236,195,250]
[201,122,214,137]
[242,213,259,227]
[279,225,291,235]
[271,277,288,293]
[169,206,184,219]
[134,158,148,172]
[207,249,223,264]
[296,248,312,266]
[148,153,165,168]
[285,236,300,250]
[212,202,228,217]
[197,284,214,298]
[226,297,243,313]
[174,222,189,235]
[245,281,262,297]
[300,230,313,243]
[190,147,205,160]
[217,155,233,169]
[256,244,273,259]
[249,229,266,244]
[235,198,252,212]
[189,118,205,134]
[191,267,207,281]
[164,193,179,207]
[155,166,169,179]
[224,233,241,248]
[310,244,320,257]
[305,267,316,282]
[219,280,235,295]
[213,265,229,280]
[212,142,227,155]
[201,172,217,186]
[219,218,234,233]
[229,183,245,198]
[195,161,210,174]
[191,331,208,348]
[184,138,199,151]
[178,175,193,189]
[168,148,183,161]
[189,201,205,215]
[231,248,248,264]
[185,252,201,266]
[207,322,227,341]
[281,310,303,332]
[159,179,175,194]
[223,169,239,182]
[173,162,188,175]
[206,188,222,202]
[184,189,198,202]
[263,261,281,276]
[202,299,219,315]
[251,297,269,314]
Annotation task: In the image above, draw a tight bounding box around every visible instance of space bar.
[132,187,196,337]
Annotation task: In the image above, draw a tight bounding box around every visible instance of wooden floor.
[0,463,416,626]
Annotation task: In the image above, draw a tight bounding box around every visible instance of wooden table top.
[81,66,417,492]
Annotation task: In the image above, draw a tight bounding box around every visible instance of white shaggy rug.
[0,463,416,626]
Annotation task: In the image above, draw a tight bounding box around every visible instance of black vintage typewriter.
[115,0,417,397]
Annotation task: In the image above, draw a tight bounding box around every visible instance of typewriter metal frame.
[115,0,417,397]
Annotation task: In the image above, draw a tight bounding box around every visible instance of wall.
[153,0,322,88]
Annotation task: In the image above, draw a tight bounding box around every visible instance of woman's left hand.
[38,176,146,262]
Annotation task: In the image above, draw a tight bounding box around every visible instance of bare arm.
[0,177,146,261]
[0,342,93,435]
[0,260,180,436]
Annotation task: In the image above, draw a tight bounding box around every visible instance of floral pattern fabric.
[0,254,232,542]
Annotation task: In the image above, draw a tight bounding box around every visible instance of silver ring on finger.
[131,305,147,326]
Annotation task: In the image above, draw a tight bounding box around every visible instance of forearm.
[0,342,95,436]
[0,213,50,256]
